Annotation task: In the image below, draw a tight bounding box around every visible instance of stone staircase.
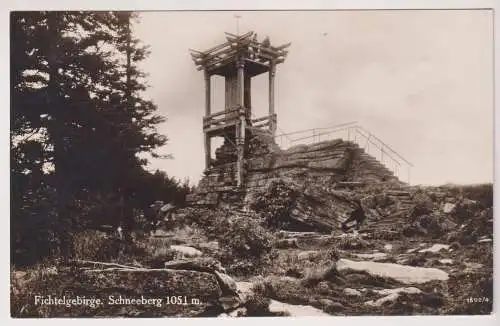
[360,213,408,236]
[349,145,400,183]
[188,132,410,219]
[386,189,414,210]
[276,124,413,184]
[358,190,413,236]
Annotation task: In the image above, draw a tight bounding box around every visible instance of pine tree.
[11,11,172,262]
[91,12,167,234]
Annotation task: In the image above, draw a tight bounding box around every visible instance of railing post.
[364,134,370,149]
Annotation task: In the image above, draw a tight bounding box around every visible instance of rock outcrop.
[187,127,402,210]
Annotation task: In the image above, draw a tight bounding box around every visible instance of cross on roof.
[234,14,242,36]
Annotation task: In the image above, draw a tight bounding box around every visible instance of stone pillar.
[269,61,276,136]
[204,71,211,170]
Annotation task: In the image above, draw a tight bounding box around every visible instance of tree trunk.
[121,15,135,240]
[46,12,72,259]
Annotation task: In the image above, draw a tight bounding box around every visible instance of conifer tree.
[11,11,169,261]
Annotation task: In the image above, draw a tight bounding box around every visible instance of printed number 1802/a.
[465,297,490,304]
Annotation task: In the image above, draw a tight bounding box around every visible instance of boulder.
[275,238,299,249]
[318,299,345,312]
[297,250,320,261]
[214,271,238,294]
[443,203,456,214]
[164,257,225,273]
[11,268,226,317]
[218,295,241,311]
[170,245,203,258]
[343,288,362,296]
[160,203,176,213]
[337,259,449,284]
[365,287,422,307]
[197,241,220,251]
[418,244,450,253]
[365,293,400,307]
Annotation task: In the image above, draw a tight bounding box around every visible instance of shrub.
[341,269,403,288]
[140,237,177,264]
[71,229,147,264]
[183,207,275,275]
[460,183,493,208]
[454,208,493,245]
[71,230,119,261]
[218,217,274,260]
[302,263,343,287]
[249,179,299,228]
[243,292,271,316]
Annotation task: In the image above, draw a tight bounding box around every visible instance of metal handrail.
[273,123,413,183]
[355,126,413,167]
[275,121,358,138]
[290,125,353,143]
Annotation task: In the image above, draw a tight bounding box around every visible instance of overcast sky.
[133,10,493,186]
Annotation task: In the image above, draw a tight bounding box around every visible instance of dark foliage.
[10,11,188,267]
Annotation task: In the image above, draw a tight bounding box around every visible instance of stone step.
[361,221,406,230]
[386,190,411,196]
[363,165,391,171]
[335,181,366,188]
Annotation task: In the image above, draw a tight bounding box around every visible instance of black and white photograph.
[9,7,494,318]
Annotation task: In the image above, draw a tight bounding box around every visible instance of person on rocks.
[143,201,164,234]
[341,198,366,232]
[116,224,123,240]
[160,202,177,229]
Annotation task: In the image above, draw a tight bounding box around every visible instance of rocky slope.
[10,130,493,317]
[187,128,402,210]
